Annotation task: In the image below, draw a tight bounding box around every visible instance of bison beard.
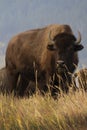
[5,24,84,97]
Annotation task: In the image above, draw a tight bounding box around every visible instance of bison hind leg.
[6,69,19,95]
[16,74,30,97]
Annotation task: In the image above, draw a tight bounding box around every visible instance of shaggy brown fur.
[0,67,10,94]
[5,24,84,96]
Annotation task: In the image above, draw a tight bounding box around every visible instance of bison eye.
[47,44,57,51]
[74,44,84,51]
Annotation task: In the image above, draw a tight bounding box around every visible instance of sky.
[0,0,87,69]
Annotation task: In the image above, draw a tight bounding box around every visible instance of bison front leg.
[36,71,49,95]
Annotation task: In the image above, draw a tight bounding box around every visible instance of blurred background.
[0,0,87,69]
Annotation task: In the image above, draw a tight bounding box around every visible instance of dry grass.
[0,90,87,130]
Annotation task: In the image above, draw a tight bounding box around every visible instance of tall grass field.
[0,89,87,130]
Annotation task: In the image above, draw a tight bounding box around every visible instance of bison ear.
[47,44,57,51]
[74,44,84,51]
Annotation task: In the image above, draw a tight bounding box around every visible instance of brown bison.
[5,24,84,97]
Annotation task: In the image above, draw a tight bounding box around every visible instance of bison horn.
[49,31,55,44]
[47,31,57,50]
[75,31,81,44]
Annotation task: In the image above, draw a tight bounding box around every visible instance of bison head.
[47,31,84,74]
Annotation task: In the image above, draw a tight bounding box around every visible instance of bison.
[5,24,84,97]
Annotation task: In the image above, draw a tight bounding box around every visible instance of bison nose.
[57,60,65,66]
